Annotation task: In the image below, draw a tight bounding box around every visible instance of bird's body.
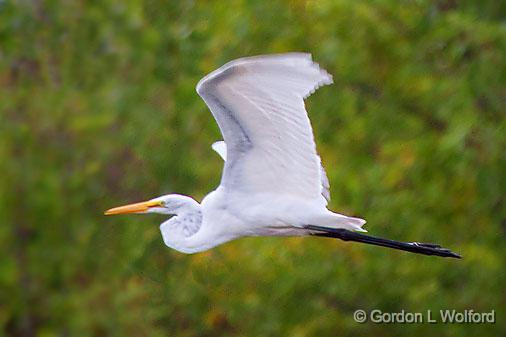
[105,53,460,259]
[158,185,362,254]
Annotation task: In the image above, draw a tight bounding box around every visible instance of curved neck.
[158,193,238,254]
[158,197,209,253]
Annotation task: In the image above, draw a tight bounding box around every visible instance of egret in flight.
[105,53,460,258]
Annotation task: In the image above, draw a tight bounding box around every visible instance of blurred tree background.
[1,0,505,336]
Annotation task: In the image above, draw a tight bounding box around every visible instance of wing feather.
[198,53,332,201]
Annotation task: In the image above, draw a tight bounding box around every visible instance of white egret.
[105,53,460,258]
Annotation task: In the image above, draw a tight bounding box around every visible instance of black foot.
[305,225,462,259]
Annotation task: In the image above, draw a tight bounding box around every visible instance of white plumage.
[104,53,461,259]
[106,53,365,253]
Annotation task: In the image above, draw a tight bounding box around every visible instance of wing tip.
[303,69,333,99]
[211,141,227,161]
[302,56,334,98]
[196,52,334,97]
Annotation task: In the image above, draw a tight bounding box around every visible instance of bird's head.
[104,194,196,216]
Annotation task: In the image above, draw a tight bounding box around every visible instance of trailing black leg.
[304,225,461,259]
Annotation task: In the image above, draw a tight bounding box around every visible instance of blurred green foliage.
[1,0,505,336]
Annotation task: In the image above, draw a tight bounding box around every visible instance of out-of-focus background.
[1,0,505,336]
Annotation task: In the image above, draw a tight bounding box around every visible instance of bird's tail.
[315,212,368,232]
[305,224,461,258]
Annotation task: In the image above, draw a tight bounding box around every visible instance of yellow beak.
[104,200,162,215]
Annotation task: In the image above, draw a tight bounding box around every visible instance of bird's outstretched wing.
[197,53,332,202]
